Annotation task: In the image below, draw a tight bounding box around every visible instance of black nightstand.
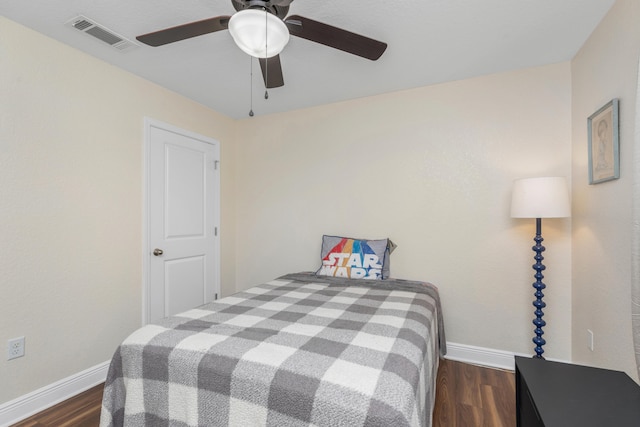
[515,356,640,427]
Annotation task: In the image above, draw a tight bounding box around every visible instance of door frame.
[142,117,221,325]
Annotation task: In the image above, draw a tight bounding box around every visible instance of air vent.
[65,15,138,52]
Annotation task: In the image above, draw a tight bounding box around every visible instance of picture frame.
[588,98,619,184]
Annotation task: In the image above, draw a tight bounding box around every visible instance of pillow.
[316,235,396,280]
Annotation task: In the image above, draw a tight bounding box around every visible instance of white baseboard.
[445,342,524,370]
[0,360,110,427]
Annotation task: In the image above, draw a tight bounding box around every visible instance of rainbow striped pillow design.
[316,235,394,280]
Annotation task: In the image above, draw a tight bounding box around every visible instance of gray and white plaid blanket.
[100,272,445,427]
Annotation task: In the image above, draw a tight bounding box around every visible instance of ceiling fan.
[136,0,387,89]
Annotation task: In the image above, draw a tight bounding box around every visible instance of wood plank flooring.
[11,359,515,426]
[433,359,516,426]
[11,384,104,427]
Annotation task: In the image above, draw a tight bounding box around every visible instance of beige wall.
[235,63,573,360]
[571,0,640,380]
[0,17,237,403]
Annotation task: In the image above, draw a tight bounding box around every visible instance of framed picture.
[588,98,619,184]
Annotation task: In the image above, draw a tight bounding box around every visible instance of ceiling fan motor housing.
[232,0,290,19]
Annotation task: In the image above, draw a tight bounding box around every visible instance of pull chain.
[248,56,254,117]
[264,9,269,100]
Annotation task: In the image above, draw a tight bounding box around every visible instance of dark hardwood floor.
[433,359,516,427]
[11,383,104,427]
[12,359,515,426]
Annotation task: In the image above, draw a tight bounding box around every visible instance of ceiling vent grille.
[65,15,138,52]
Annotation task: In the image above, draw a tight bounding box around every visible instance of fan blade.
[137,16,230,47]
[259,56,285,88]
[285,15,387,61]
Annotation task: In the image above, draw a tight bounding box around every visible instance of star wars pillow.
[316,235,396,280]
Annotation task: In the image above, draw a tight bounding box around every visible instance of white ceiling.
[1,0,615,119]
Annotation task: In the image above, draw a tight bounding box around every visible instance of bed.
[100,272,445,427]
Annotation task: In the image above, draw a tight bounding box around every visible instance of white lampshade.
[510,177,571,218]
[228,9,290,58]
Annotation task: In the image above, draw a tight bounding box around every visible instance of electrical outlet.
[587,329,594,352]
[7,336,25,360]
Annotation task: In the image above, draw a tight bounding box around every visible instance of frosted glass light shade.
[510,177,571,218]
[228,9,290,58]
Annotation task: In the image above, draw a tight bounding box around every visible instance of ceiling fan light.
[228,9,290,58]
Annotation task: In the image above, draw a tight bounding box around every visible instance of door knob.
[153,248,164,256]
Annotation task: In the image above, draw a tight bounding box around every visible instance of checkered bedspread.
[100,272,445,427]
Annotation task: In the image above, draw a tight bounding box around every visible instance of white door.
[145,119,220,324]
